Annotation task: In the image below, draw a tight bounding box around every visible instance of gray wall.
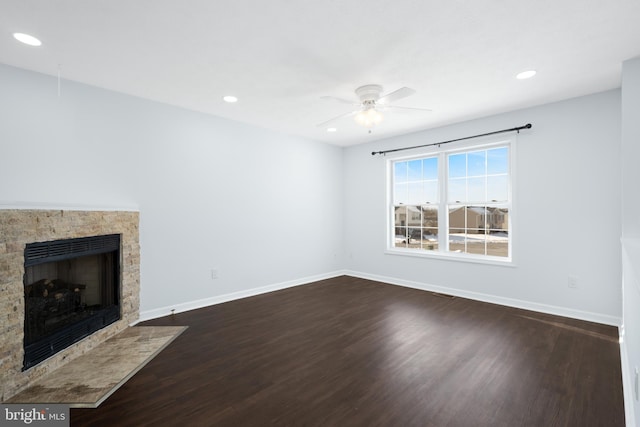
[0,62,625,325]
[622,57,640,239]
[343,90,622,324]
[0,63,344,314]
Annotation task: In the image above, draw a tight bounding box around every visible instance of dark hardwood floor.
[71,276,624,426]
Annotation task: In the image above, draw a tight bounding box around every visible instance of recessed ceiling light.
[516,70,536,80]
[223,95,238,103]
[13,32,42,46]
[326,127,337,133]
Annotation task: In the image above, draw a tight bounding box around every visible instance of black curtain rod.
[371,123,532,156]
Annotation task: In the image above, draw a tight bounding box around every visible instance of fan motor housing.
[355,84,383,102]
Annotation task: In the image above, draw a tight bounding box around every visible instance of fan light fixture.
[354,108,383,127]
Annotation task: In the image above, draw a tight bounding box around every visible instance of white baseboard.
[138,270,347,322]
[620,330,636,427]
[140,269,621,326]
[344,270,622,327]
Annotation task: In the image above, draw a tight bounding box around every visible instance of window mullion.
[439,152,447,252]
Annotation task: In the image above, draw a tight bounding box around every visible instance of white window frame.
[386,136,515,266]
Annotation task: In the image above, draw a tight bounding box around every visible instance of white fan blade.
[320,95,360,106]
[383,105,432,112]
[316,110,359,128]
[378,87,416,105]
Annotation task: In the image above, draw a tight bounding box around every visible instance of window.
[389,141,511,261]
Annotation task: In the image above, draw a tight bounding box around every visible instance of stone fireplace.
[0,209,140,402]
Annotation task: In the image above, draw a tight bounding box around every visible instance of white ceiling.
[1,1,639,146]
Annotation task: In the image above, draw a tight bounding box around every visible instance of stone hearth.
[0,209,140,402]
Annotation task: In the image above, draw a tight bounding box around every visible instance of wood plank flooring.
[71,276,624,426]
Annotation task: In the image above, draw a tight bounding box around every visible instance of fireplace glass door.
[23,234,121,370]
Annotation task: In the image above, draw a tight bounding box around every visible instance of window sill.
[385,248,516,267]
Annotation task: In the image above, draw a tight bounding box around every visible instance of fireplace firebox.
[22,234,121,370]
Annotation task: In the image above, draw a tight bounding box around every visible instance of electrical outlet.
[568,276,578,289]
[211,269,218,279]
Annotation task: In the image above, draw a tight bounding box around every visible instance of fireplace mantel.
[0,209,140,402]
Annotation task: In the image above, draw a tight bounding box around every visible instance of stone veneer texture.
[0,209,140,401]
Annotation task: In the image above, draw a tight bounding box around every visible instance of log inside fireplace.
[22,234,121,370]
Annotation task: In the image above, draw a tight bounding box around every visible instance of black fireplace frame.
[22,234,121,370]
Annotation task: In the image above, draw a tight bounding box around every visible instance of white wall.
[0,62,624,326]
[343,90,622,324]
[0,63,344,314]
[621,56,640,427]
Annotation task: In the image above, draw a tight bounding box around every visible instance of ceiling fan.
[317,84,431,129]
